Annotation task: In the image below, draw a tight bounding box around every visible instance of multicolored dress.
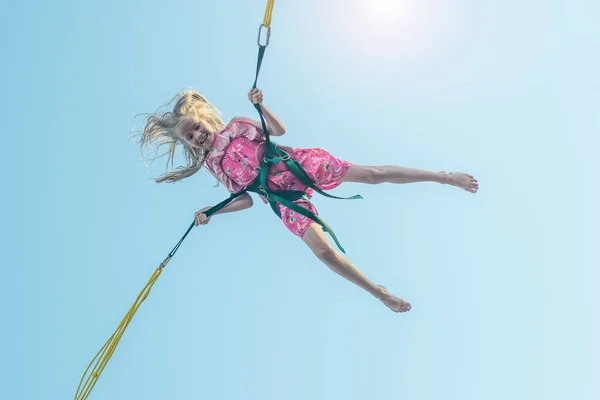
[204,119,352,238]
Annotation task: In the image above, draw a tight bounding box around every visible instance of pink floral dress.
[204,119,352,238]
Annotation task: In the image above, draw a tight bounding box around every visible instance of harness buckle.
[259,187,269,199]
[263,156,280,164]
[263,145,290,164]
[279,148,291,161]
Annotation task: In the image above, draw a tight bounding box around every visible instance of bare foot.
[377,285,411,313]
[441,171,479,193]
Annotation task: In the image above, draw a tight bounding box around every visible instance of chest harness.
[202,40,362,254]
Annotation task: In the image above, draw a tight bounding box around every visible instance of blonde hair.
[134,89,225,183]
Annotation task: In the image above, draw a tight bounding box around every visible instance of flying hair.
[131,89,225,183]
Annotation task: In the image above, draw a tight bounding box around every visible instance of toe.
[402,302,411,312]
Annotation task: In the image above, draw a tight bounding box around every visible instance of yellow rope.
[74,264,165,400]
[263,0,275,27]
[75,3,276,399]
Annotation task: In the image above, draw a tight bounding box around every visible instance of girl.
[139,88,479,313]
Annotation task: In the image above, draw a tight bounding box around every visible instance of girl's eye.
[188,135,193,140]
[194,124,200,130]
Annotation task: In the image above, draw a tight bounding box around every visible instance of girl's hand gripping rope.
[246,88,286,136]
[248,88,264,105]
[194,206,213,226]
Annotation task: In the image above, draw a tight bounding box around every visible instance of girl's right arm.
[195,192,254,225]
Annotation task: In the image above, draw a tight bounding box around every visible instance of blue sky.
[2,0,599,399]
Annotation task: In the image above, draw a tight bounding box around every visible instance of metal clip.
[259,187,270,199]
[159,255,172,270]
[257,24,271,47]
[278,148,290,161]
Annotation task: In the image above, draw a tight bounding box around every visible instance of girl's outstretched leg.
[302,223,411,313]
[341,165,479,193]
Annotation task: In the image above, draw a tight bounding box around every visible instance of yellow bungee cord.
[74,266,164,400]
[74,1,275,399]
[263,0,274,27]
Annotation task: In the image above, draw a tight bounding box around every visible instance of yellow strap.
[74,266,164,400]
[263,0,275,27]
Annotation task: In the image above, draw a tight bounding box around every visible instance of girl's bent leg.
[302,223,411,313]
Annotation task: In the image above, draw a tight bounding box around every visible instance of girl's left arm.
[242,88,286,136]
[233,108,286,136]
[256,104,286,136]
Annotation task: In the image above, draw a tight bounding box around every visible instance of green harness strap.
[246,140,362,253]
[202,30,362,254]
[263,144,363,201]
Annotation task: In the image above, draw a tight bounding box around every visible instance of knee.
[365,166,386,184]
[313,246,339,264]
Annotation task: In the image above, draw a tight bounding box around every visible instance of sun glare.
[367,0,405,24]
[327,0,446,61]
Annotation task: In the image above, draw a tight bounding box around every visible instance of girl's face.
[177,116,216,151]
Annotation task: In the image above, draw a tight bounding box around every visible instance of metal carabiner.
[278,148,291,161]
[257,23,271,47]
[259,187,270,199]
